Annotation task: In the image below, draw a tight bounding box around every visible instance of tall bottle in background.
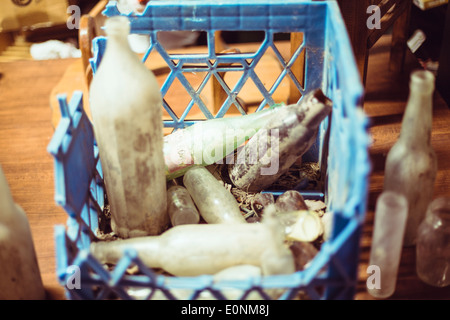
[89,16,168,238]
[383,70,437,246]
[0,165,45,300]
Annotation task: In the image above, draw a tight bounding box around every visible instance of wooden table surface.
[1,35,449,300]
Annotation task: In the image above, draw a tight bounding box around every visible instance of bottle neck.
[102,16,133,59]
[91,236,162,268]
[399,71,434,147]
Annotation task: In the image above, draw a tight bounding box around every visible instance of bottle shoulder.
[384,141,437,183]
[386,140,437,163]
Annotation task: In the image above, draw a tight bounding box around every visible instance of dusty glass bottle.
[90,215,295,277]
[167,182,200,226]
[0,165,45,300]
[183,166,246,224]
[383,70,437,246]
[275,190,308,212]
[228,89,332,193]
[89,16,168,238]
[164,104,284,181]
[367,191,408,299]
[416,197,450,287]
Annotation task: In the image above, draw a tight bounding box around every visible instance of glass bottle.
[183,166,246,224]
[90,218,295,277]
[228,89,332,193]
[275,190,308,212]
[164,104,284,181]
[367,191,408,299]
[383,70,437,246]
[89,16,168,238]
[0,165,45,299]
[416,197,450,287]
[167,182,200,226]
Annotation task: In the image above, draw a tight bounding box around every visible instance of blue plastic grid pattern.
[49,0,371,300]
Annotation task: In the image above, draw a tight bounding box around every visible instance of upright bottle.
[416,197,450,287]
[0,165,45,300]
[383,70,437,246]
[368,191,408,298]
[89,16,168,238]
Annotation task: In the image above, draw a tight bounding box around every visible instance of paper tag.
[407,29,427,54]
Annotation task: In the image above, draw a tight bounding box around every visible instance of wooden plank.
[0,58,76,300]
[337,0,372,84]
[436,3,450,107]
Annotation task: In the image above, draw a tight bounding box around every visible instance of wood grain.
[0,58,75,300]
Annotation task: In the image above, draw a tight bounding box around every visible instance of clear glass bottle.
[167,182,200,226]
[228,89,332,193]
[367,191,408,299]
[89,16,168,238]
[164,104,284,181]
[90,217,295,277]
[183,166,246,224]
[383,70,437,246]
[0,165,45,299]
[416,197,450,287]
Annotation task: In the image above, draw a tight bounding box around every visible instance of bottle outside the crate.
[367,191,408,298]
[90,213,295,277]
[0,165,45,300]
[89,16,168,238]
[416,197,450,287]
[383,70,437,246]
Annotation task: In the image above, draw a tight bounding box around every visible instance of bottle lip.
[104,16,131,36]
[410,69,435,93]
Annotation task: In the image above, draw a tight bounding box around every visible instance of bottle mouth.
[104,16,131,36]
[410,69,435,93]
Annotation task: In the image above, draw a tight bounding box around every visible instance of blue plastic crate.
[48,0,371,300]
